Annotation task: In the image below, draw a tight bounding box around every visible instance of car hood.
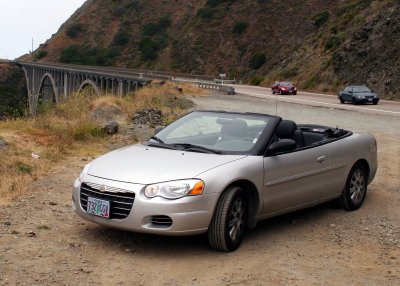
[87,144,247,184]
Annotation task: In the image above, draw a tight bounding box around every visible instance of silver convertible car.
[72,111,377,251]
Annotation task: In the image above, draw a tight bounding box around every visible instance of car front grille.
[80,183,135,220]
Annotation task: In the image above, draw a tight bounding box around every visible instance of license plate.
[87,197,110,218]
[368,99,372,101]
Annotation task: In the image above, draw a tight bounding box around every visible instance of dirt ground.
[1,93,399,285]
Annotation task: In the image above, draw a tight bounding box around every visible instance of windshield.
[149,111,273,154]
[352,86,371,93]
[281,82,293,86]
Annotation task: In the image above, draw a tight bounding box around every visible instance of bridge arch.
[39,73,58,104]
[78,79,101,96]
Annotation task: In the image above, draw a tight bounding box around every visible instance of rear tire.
[340,163,368,211]
[208,186,248,252]
[339,97,345,104]
[272,90,275,94]
[293,91,297,95]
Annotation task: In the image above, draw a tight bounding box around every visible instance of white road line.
[231,84,400,105]
[236,89,400,116]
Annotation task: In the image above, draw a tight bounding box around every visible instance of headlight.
[79,163,91,181]
[144,179,205,199]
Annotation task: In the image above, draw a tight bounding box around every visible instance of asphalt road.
[232,85,400,117]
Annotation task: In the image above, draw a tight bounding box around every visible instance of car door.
[343,87,352,101]
[262,145,329,215]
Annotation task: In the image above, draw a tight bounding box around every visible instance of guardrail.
[192,82,235,95]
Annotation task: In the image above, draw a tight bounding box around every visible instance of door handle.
[317,156,327,163]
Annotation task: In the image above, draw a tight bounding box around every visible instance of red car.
[272,81,297,95]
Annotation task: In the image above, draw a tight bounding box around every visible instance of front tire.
[340,163,368,211]
[339,97,345,104]
[208,186,248,252]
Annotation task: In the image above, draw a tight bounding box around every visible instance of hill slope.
[25,0,400,100]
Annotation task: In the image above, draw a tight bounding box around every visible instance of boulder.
[102,121,119,135]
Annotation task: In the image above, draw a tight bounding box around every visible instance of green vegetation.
[249,52,266,70]
[138,16,171,61]
[250,76,264,86]
[197,6,214,19]
[17,163,32,174]
[60,45,120,66]
[233,21,248,35]
[325,36,342,51]
[113,28,130,46]
[279,66,299,79]
[303,75,318,89]
[35,50,48,60]
[312,11,330,28]
[66,23,83,38]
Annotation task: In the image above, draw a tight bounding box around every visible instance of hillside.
[0,62,27,118]
[24,0,400,100]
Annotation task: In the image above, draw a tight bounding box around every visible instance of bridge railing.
[17,61,236,95]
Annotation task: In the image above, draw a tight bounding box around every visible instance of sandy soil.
[1,93,399,285]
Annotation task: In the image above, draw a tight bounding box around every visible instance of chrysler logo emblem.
[99,185,107,193]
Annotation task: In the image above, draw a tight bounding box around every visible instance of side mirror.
[267,139,297,155]
[349,90,353,94]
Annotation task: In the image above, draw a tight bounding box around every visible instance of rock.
[0,138,7,149]
[49,202,58,206]
[91,105,123,123]
[27,231,36,237]
[102,121,119,135]
[132,108,164,126]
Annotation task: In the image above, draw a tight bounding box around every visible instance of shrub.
[304,76,317,89]
[35,50,48,61]
[197,6,213,19]
[66,23,83,38]
[233,21,248,35]
[279,66,299,78]
[139,37,161,61]
[325,36,342,50]
[113,29,130,46]
[250,76,264,86]
[312,11,330,28]
[113,6,125,17]
[59,45,119,66]
[249,52,266,69]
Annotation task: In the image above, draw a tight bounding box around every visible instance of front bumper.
[72,175,218,236]
[354,97,379,104]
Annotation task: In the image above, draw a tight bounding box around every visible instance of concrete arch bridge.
[17,61,235,114]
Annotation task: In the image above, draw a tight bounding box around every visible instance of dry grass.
[0,82,202,204]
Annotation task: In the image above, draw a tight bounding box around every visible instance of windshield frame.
[145,110,280,155]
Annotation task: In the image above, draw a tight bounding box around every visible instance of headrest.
[221,119,248,137]
[276,120,297,139]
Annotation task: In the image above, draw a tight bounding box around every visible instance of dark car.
[338,86,379,105]
[272,81,297,95]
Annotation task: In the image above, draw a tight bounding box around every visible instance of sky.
[0,0,87,60]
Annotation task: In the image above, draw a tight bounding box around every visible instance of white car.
[72,111,377,251]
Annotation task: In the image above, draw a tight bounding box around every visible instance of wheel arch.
[354,159,370,182]
[221,179,260,229]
